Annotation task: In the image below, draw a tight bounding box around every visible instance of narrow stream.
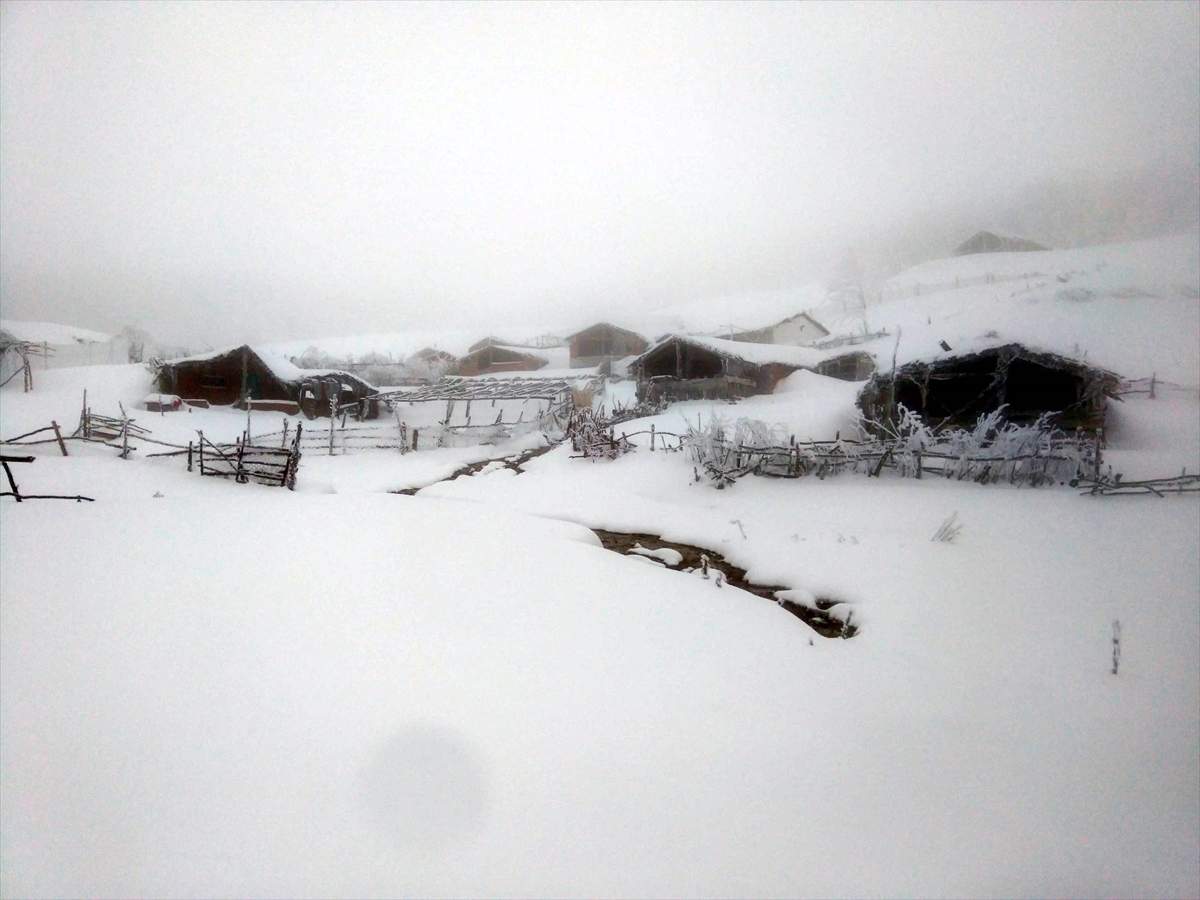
[392,443,557,496]
[591,529,857,639]
[390,442,857,639]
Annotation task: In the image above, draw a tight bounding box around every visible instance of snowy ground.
[3,242,1199,897]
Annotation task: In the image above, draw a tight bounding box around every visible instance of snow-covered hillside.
[816,234,1200,384]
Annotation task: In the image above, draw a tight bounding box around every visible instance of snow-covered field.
[2,237,1199,898]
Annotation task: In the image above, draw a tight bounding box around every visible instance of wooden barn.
[157,346,297,407]
[858,344,1119,433]
[954,231,1049,256]
[157,345,379,418]
[567,323,649,369]
[455,343,549,377]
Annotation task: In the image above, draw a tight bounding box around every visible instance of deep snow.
[2,236,1199,898]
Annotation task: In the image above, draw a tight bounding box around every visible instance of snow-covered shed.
[567,323,650,370]
[953,231,1049,256]
[858,343,1120,433]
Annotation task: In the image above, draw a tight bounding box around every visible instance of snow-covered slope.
[815,234,1200,384]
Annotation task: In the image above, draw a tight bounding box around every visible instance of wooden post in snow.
[2,458,22,501]
[235,435,247,483]
[198,430,205,475]
[1149,373,1156,399]
[187,441,194,472]
[650,424,655,451]
[51,421,68,457]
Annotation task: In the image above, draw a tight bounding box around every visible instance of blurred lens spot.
[361,724,488,849]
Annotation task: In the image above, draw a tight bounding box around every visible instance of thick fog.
[2,1,1197,345]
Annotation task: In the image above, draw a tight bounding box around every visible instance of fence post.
[51,421,68,457]
[1149,373,1156,399]
[412,428,419,451]
[187,441,193,472]
[650,424,655,451]
[198,431,205,475]
[236,436,247,483]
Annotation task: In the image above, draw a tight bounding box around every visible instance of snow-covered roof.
[164,345,306,383]
[564,321,650,341]
[636,334,839,370]
[0,319,112,345]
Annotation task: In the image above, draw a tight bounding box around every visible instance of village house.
[567,322,650,370]
[729,312,830,347]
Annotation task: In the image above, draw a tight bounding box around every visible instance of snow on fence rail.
[192,428,301,488]
[682,407,1101,489]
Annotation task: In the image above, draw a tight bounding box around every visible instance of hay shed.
[858,344,1119,433]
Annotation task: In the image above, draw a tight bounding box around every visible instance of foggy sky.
[2,1,1197,345]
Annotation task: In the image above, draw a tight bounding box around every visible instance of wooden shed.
[157,346,297,407]
[157,345,379,419]
[567,323,649,369]
[858,343,1119,433]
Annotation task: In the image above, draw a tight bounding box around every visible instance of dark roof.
[954,231,1049,256]
[565,322,648,342]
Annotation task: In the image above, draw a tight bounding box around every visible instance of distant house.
[412,347,457,366]
[858,343,1118,433]
[407,347,457,379]
[567,323,649,370]
[157,345,378,418]
[455,343,549,377]
[730,312,829,347]
[954,231,1049,256]
[467,336,517,354]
